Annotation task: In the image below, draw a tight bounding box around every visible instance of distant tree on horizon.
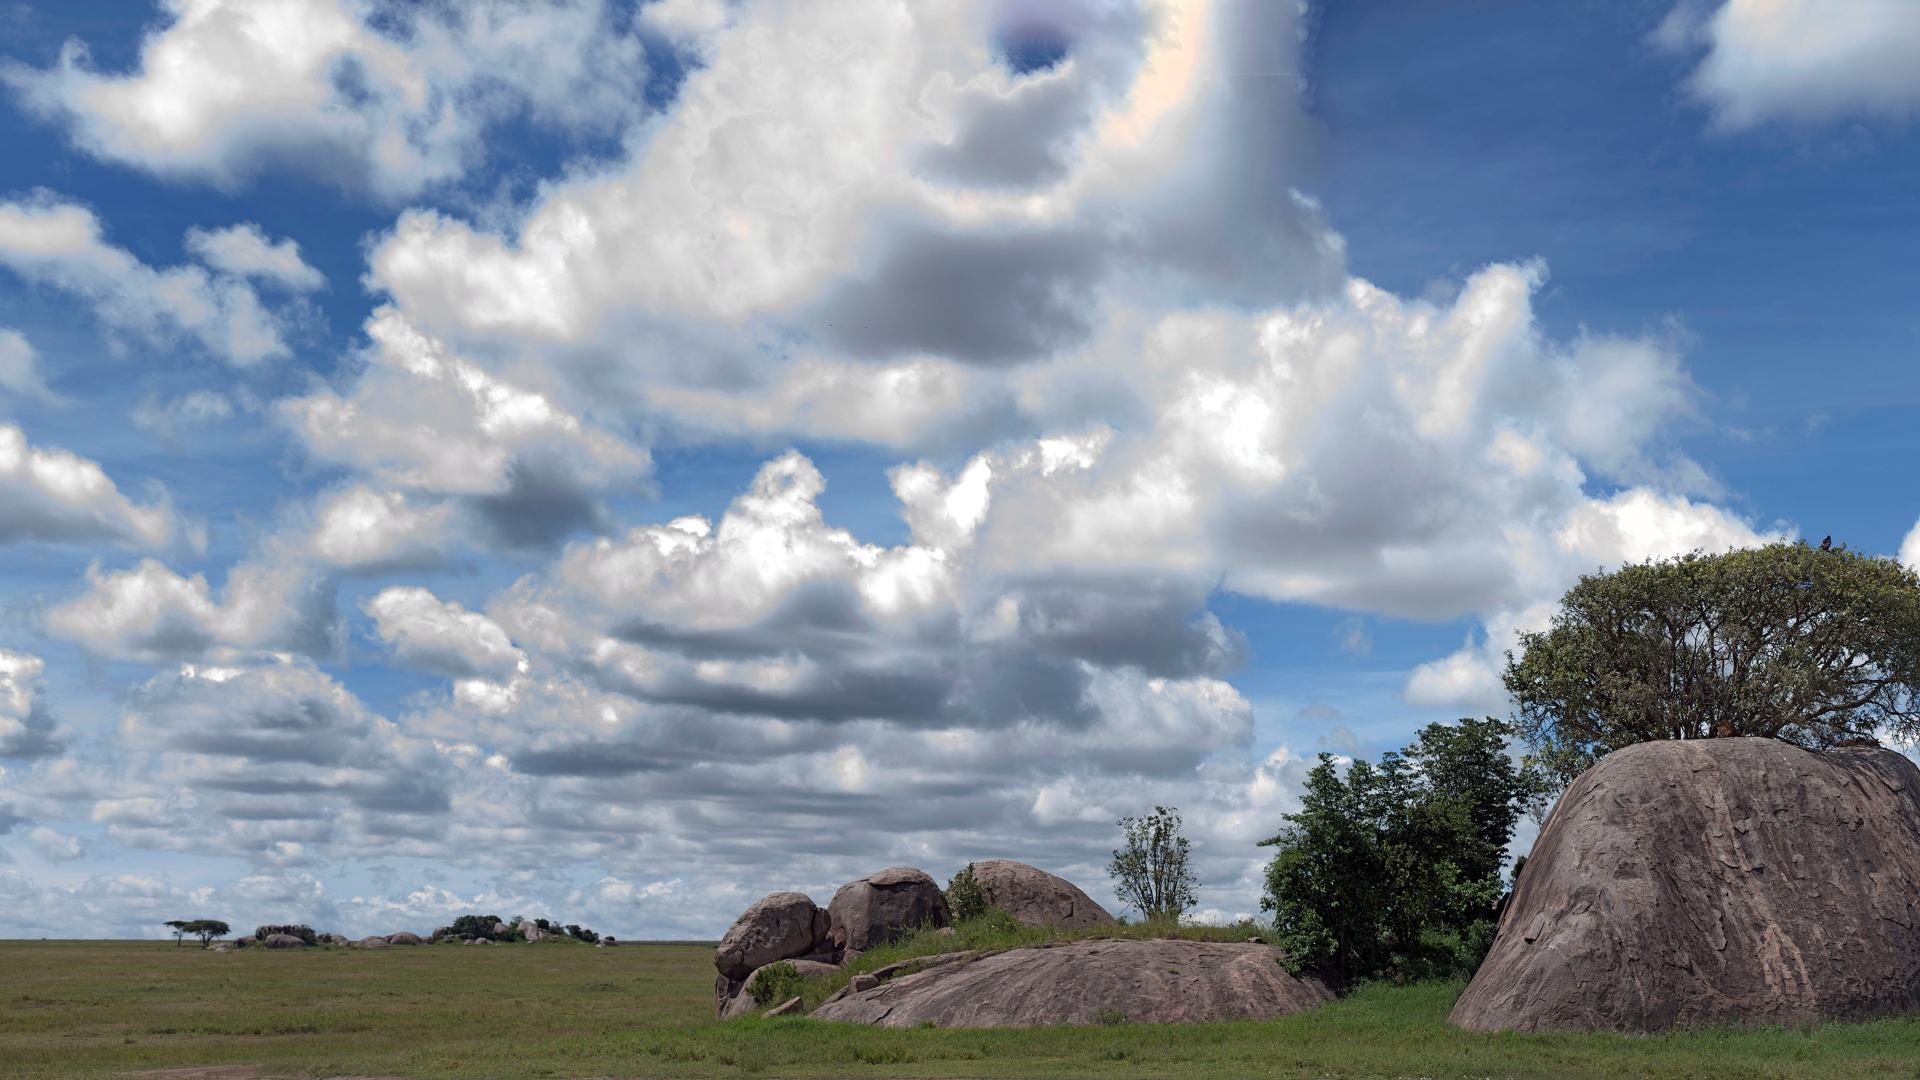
[167,919,230,947]
[1108,805,1198,922]
[1507,540,1920,784]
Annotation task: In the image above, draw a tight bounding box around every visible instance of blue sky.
[0,0,1914,940]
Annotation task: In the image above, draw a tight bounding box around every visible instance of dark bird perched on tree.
[1820,536,1833,552]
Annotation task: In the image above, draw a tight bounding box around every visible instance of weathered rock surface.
[385,932,424,946]
[720,958,841,1019]
[828,868,948,953]
[318,933,350,946]
[715,892,830,981]
[1453,738,1920,1033]
[260,934,308,950]
[970,859,1116,929]
[811,939,1333,1027]
[354,936,390,949]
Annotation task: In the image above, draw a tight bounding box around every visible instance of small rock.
[848,974,879,992]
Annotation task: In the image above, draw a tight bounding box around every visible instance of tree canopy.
[166,919,229,947]
[1261,717,1544,987]
[1108,805,1199,922]
[1505,541,1920,783]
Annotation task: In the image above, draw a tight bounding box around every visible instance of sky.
[0,0,1916,941]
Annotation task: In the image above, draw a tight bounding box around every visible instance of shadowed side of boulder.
[810,938,1333,1027]
[971,859,1116,928]
[1452,738,1920,1033]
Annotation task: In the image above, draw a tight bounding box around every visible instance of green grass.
[6,939,1920,1078]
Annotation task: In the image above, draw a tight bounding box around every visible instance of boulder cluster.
[713,860,1124,1019]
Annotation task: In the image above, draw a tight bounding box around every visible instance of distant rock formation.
[971,859,1116,929]
[1453,738,1920,1032]
[811,939,1333,1027]
[828,867,949,955]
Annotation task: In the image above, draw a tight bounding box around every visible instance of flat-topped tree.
[1506,540,1920,784]
[167,919,229,947]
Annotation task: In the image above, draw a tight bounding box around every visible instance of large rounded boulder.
[1453,738,1920,1033]
[385,931,425,946]
[260,933,309,949]
[811,939,1332,1027]
[829,867,949,954]
[971,859,1116,929]
[715,892,831,981]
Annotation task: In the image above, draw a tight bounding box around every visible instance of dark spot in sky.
[1000,35,1069,76]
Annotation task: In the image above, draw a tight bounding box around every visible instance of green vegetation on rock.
[1507,540,1920,784]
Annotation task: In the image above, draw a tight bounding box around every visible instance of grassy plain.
[6,939,1920,1078]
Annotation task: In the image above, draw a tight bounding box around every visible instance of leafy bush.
[564,923,600,944]
[253,924,317,945]
[944,863,992,922]
[748,960,810,1006]
[432,914,523,942]
[1260,717,1540,988]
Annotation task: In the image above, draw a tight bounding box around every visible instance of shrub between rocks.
[251,924,318,946]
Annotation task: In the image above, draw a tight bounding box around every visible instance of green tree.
[167,919,228,947]
[944,863,992,922]
[1108,805,1198,922]
[182,919,230,947]
[1261,718,1542,988]
[1505,541,1920,784]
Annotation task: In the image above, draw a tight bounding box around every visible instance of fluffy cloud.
[1661,0,1920,127]
[360,0,1340,444]
[0,195,291,365]
[1901,517,1920,573]
[362,586,525,681]
[282,308,650,549]
[184,223,325,291]
[5,0,652,200]
[44,558,336,663]
[0,423,188,549]
[106,657,452,855]
[303,484,455,574]
[0,650,62,759]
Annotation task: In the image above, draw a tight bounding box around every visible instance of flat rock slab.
[1453,738,1920,1033]
[810,938,1332,1027]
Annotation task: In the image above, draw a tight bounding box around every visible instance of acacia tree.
[1506,541,1920,784]
[183,919,230,947]
[166,919,229,947]
[1108,805,1198,922]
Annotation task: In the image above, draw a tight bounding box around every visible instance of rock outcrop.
[260,933,309,949]
[714,891,835,1016]
[1453,738,1920,1033]
[715,892,832,981]
[385,932,425,946]
[828,867,948,953]
[354,936,390,949]
[811,938,1333,1027]
[971,859,1116,929]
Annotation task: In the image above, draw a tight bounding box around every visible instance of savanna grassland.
[6,940,1920,1079]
